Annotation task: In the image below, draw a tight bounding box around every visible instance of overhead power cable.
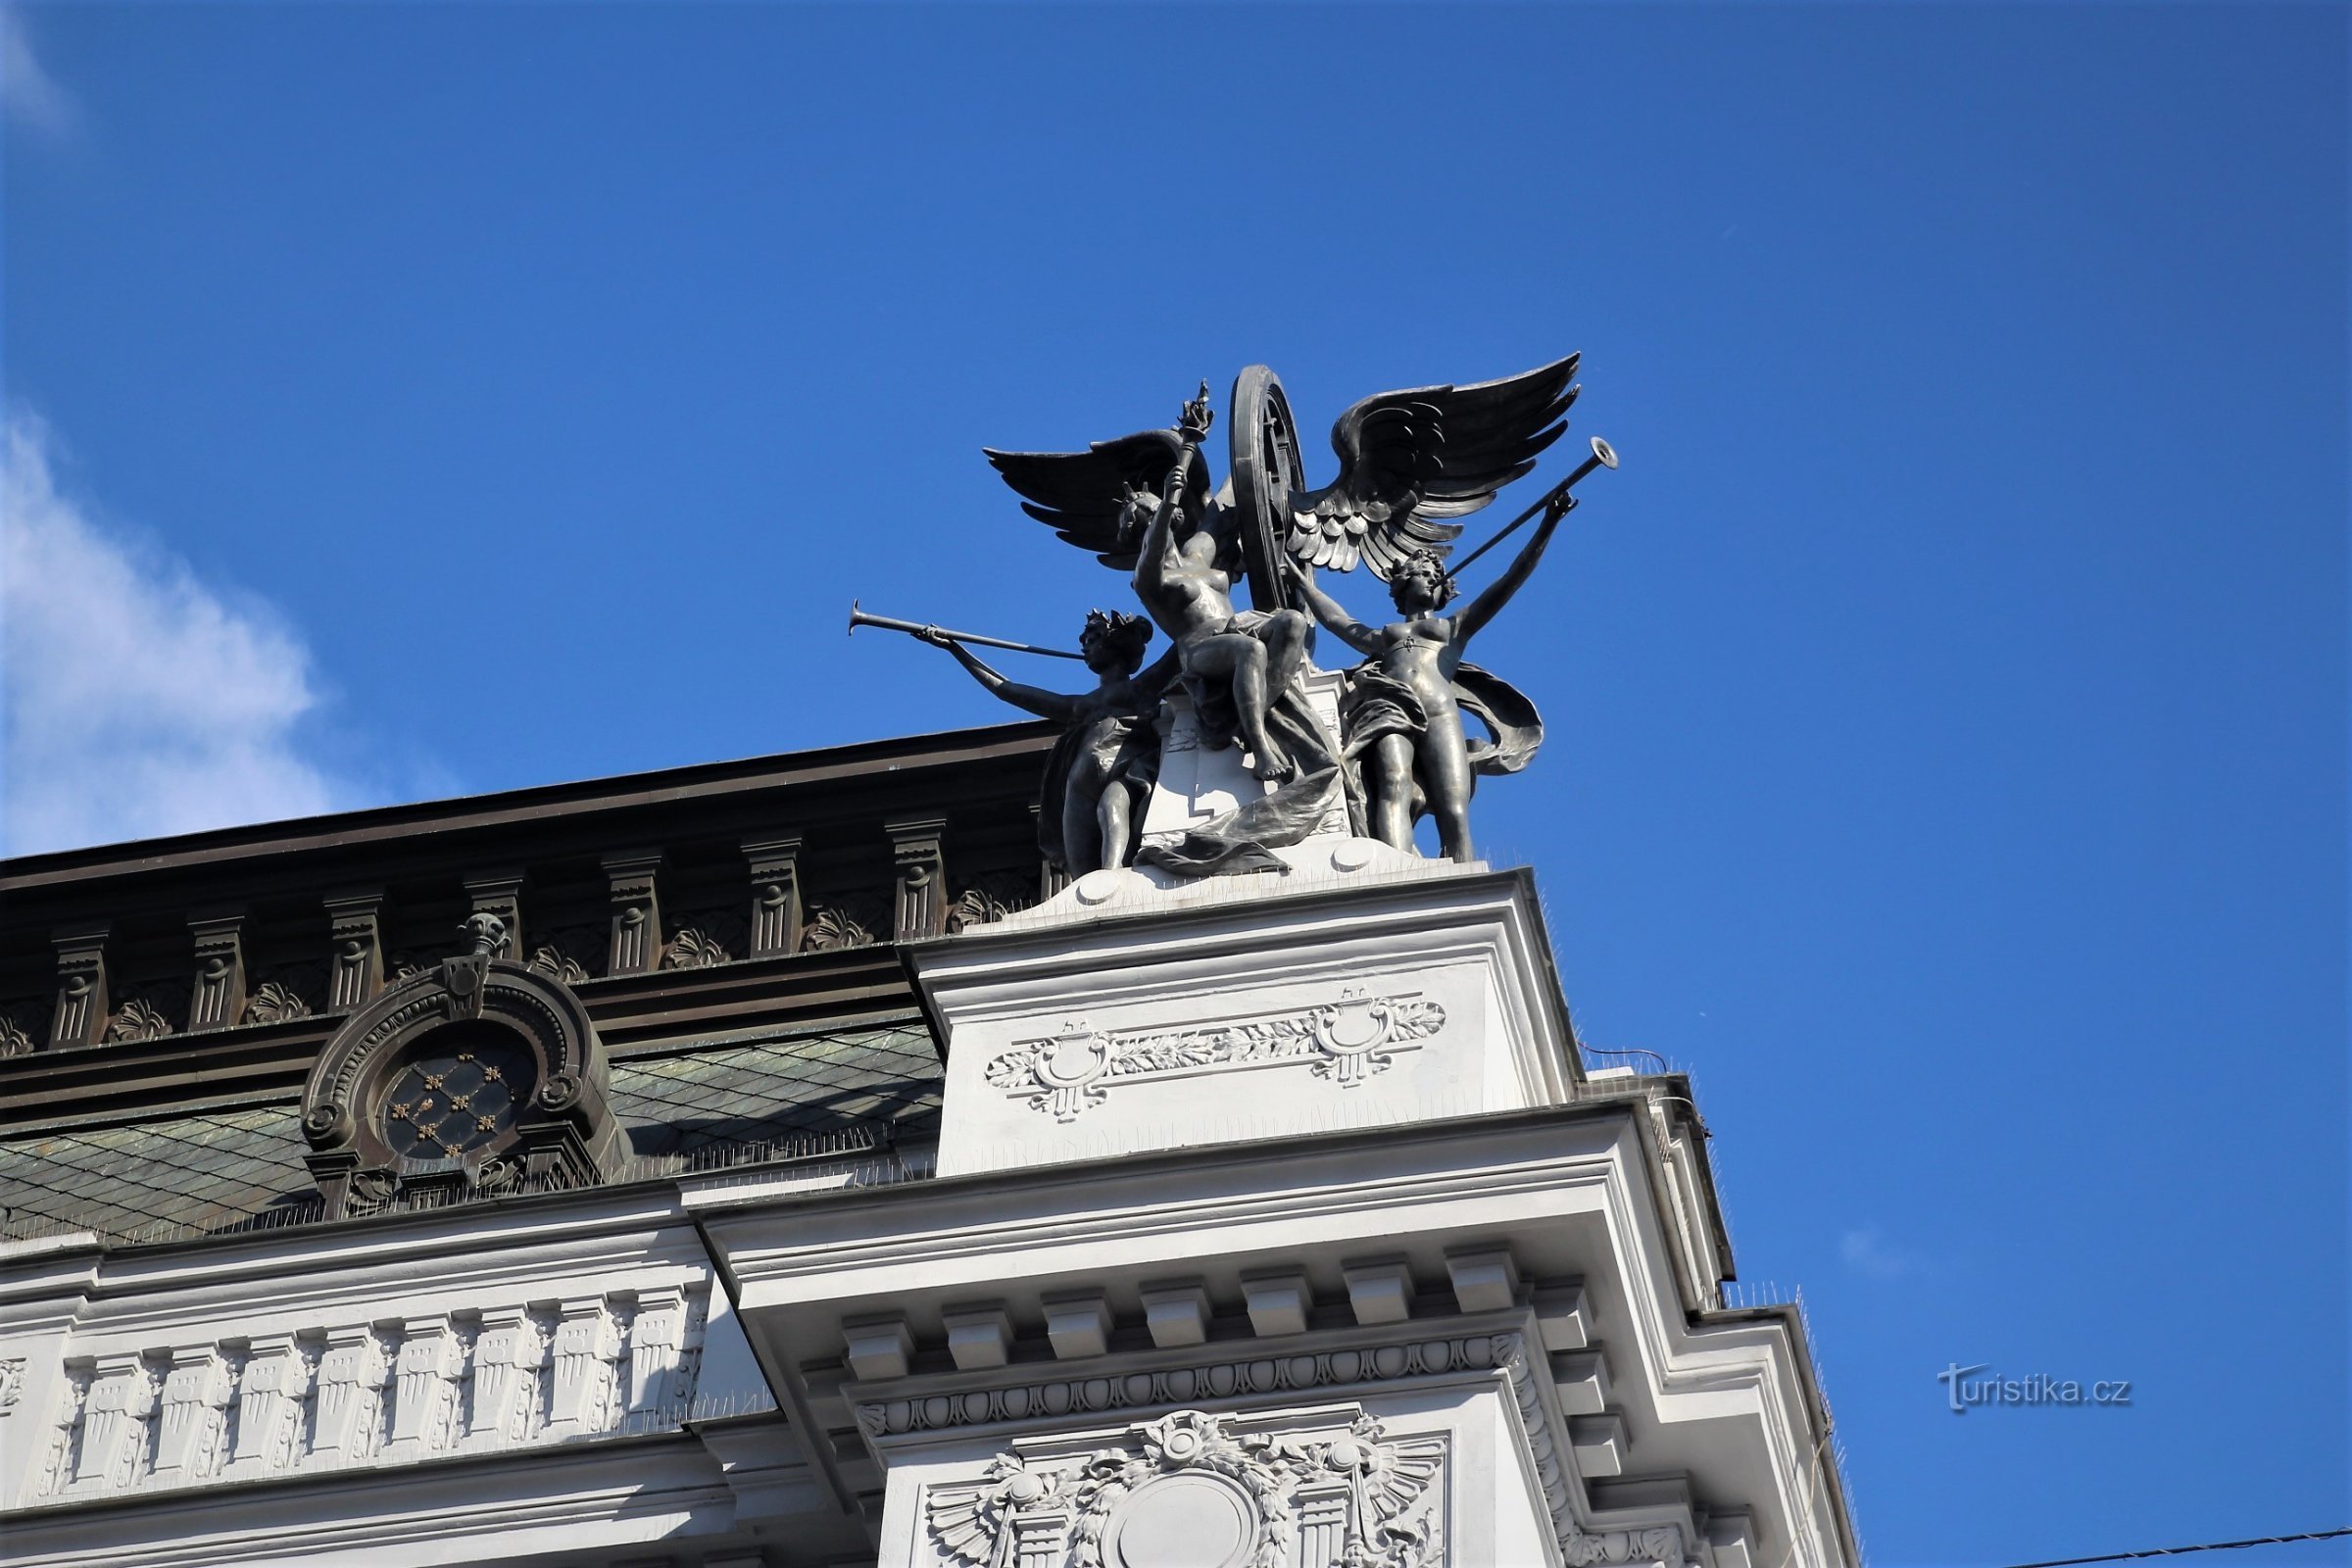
[1998,1526,2352,1568]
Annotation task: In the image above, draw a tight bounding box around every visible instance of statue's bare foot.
[1250,744,1296,782]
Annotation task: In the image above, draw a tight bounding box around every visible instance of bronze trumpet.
[1446,435,1619,579]
[847,601,1087,661]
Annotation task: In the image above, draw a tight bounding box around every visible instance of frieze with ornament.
[926,1409,1446,1568]
[984,992,1446,1121]
[858,1331,1517,1440]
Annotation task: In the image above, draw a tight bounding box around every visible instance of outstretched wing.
[983,429,1187,569]
[1288,354,1580,579]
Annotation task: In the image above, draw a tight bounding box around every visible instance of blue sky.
[2,4,2344,1563]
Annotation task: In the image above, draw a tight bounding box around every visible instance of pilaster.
[48,922,109,1050]
[744,835,804,958]
[886,816,949,942]
[185,911,247,1031]
[149,1347,231,1483]
[323,889,385,1009]
[546,1298,623,1437]
[385,1315,462,1462]
[310,1325,390,1462]
[603,852,663,975]
[225,1335,306,1478]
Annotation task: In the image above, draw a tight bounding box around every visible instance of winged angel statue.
[900,355,1600,874]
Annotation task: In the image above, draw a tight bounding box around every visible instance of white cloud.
[2,8,78,139]
[1839,1225,1939,1282]
[1,411,358,855]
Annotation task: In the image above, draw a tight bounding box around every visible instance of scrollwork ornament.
[302,1101,352,1147]
[348,1167,399,1205]
[800,898,885,952]
[0,1014,32,1058]
[103,997,173,1043]
[474,1152,523,1193]
[1564,1527,1689,1567]
[525,946,590,985]
[242,981,313,1025]
[987,993,1446,1119]
[660,927,731,970]
[925,1410,1443,1568]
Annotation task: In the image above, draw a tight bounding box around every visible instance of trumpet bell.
[1590,436,1618,470]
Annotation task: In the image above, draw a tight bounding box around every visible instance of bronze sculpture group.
[858,355,1614,876]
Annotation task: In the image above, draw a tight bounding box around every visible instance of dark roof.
[0,1024,941,1247]
[0,721,1053,898]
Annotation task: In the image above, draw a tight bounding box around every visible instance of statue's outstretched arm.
[928,634,1082,725]
[1288,562,1381,657]
[1453,501,1568,645]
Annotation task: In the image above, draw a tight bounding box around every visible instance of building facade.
[0,719,1858,1568]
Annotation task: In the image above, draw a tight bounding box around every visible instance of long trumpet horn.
[1445,435,1619,579]
[847,601,1088,661]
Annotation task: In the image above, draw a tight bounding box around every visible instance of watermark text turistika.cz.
[1937,1363,2132,1414]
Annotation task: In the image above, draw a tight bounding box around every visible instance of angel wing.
[1288,354,1581,579]
[983,428,1189,569]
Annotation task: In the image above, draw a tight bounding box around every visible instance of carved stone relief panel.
[924,1409,1446,1568]
[985,992,1446,1122]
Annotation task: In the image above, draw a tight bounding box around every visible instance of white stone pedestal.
[908,859,1579,1180]
[1138,667,1352,849]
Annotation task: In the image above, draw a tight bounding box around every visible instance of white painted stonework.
[1136,670,1352,847]
[914,862,1579,1179]
[0,1199,801,1568]
[0,797,1854,1566]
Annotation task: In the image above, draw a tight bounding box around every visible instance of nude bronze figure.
[1288,495,1567,861]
